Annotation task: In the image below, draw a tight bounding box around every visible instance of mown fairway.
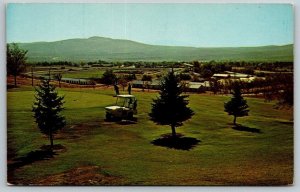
[7,86,293,185]
[62,69,105,79]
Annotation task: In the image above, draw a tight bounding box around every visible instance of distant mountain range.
[15,36,293,62]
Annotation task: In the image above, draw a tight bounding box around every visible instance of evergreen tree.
[149,70,194,137]
[224,83,249,125]
[101,69,116,85]
[32,79,66,149]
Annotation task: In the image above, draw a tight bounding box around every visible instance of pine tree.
[224,83,249,125]
[101,69,116,85]
[149,70,194,137]
[32,79,66,149]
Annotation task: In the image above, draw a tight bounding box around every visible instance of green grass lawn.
[7,86,293,185]
[29,68,106,79]
[61,69,105,79]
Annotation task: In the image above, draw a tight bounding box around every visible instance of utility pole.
[48,67,52,80]
[31,67,34,86]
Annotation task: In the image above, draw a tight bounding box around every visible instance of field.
[7,84,293,185]
[62,69,105,79]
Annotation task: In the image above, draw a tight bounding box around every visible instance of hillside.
[16,36,293,62]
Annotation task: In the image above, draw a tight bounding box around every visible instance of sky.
[6,3,293,47]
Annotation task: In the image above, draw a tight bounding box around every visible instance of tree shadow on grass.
[277,120,293,125]
[104,117,138,124]
[232,124,261,133]
[7,84,17,89]
[151,133,201,150]
[8,144,65,171]
[105,117,138,125]
[117,118,138,125]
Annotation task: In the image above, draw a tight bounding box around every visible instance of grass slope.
[7,87,293,185]
[16,36,293,62]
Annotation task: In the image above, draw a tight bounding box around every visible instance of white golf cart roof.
[116,95,135,98]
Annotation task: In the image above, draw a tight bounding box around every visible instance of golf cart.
[105,95,137,120]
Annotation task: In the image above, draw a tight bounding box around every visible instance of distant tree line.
[97,69,137,86]
[28,60,293,74]
[190,60,293,79]
[192,60,233,78]
[210,74,293,108]
[29,61,74,67]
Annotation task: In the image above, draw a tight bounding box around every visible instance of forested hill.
[15,36,293,62]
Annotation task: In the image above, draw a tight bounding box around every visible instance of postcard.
[6,3,293,186]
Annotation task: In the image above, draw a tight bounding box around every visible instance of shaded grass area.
[8,145,66,171]
[7,86,293,185]
[7,144,66,185]
[232,124,261,133]
[151,133,200,150]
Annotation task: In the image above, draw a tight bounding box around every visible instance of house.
[148,80,161,90]
[187,82,210,93]
[213,71,252,79]
[126,65,136,69]
[131,80,144,88]
[240,76,266,82]
[212,73,230,79]
[82,64,90,69]
[230,73,250,79]
[132,80,161,90]
[91,64,102,67]
[183,63,194,71]
[61,78,94,85]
